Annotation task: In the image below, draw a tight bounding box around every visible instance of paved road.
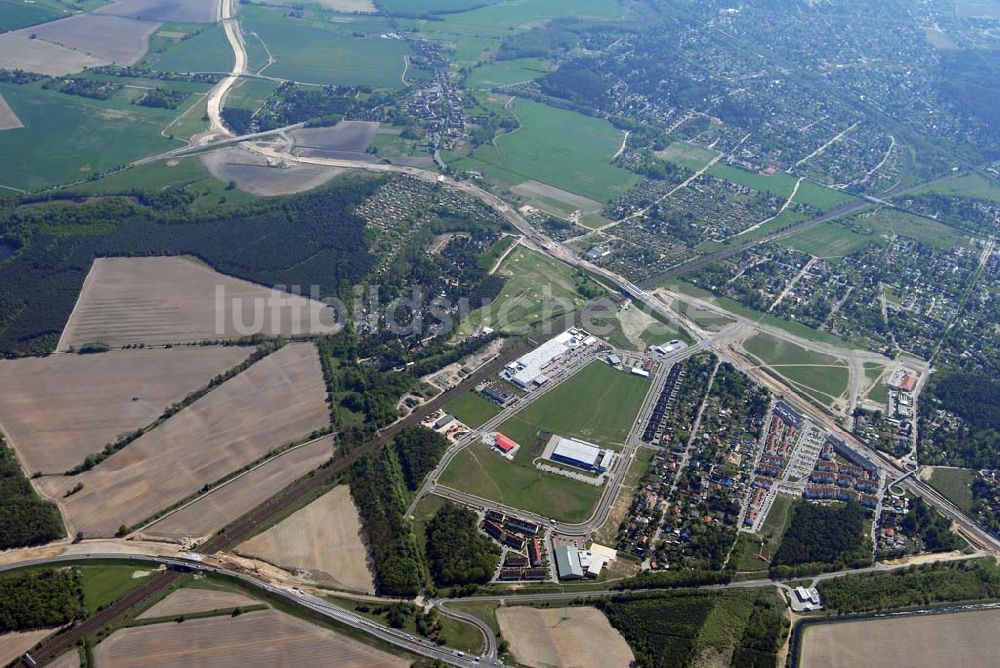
[5,554,496,668]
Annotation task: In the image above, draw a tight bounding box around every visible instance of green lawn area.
[927,467,975,513]
[446,98,636,203]
[458,245,600,336]
[242,8,410,88]
[444,390,503,428]
[655,141,717,171]
[589,305,691,352]
[145,23,235,73]
[438,439,602,522]
[467,58,548,90]
[867,381,889,404]
[69,156,256,212]
[379,0,503,13]
[744,332,849,402]
[781,221,879,259]
[80,564,153,613]
[0,82,188,191]
[865,209,969,250]
[912,172,1000,203]
[497,360,650,450]
[729,495,795,572]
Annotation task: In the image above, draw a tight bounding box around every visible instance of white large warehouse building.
[549,436,614,473]
[503,328,596,388]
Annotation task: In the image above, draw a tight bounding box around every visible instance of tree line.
[0,439,63,550]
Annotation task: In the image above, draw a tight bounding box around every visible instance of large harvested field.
[0,93,23,131]
[57,256,340,351]
[0,346,253,474]
[36,343,331,536]
[200,146,345,195]
[498,360,650,450]
[97,0,219,23]
[17,13,160,65]
[236,485,374,593]
[800,608,1000,668]
[241,9,411,88]
[0,34,107,76]
[292,121,380,153]
[93,608,408,667]
[0,629,53,667]
[144,436,333,541]
[138,588,257,619]
[496,606,634,668]
[47,650,80,668]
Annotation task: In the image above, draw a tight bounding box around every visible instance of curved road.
[203,0,247,143]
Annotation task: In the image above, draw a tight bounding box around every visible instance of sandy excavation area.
[800,608,1000,668]
[143,436,334,542]
[57,256,340,352]
[496,606,635,668]
[93,608,407,668]
[0,629,53,666]
[35,343,330,536]
[0,347,252,474]
[201,147,345,196]
[138,588,257,619]
[236,485,374,593]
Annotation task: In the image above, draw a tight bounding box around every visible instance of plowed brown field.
[137,588,257,619]
[0,347,252,474]
[36,343,330,536]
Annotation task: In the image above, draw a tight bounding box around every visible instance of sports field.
[0,81,184,190]
[498,360,650,450]
[241,9,410,88]
[743,332,849,405]
[458,245,600,336]
[446,98,636,203]
[443,391,503,428]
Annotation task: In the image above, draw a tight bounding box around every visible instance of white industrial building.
[503,328,596,388]
[549,436,614,473]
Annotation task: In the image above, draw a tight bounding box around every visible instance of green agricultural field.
[438,439,602,522]
[447,98,635,202]
[497,360,650,450]
[0,82,187,191]
[242,9,410,88]
[444,391,503,428]
[70,157,256,212]
[743,332,849,403]
[927,467,975,512]
[80,564,153,613]
[224,78,279,113]
[0,0,62,31]
[145,23,235,73]
[467,58,548,90]
[378,0,503,14]
[458,245,601,336]
[781,221,879,258]
[912,172,1000,203]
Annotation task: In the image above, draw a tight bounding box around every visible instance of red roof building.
[495,433,518,453]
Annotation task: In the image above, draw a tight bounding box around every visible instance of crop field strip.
[35,342,331,536]
[142,436,334,542]
[235,484,375,593]
[136,588,258,620]
[93,608,409,668]
[57,256,339,351]
[0,346,254,474]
